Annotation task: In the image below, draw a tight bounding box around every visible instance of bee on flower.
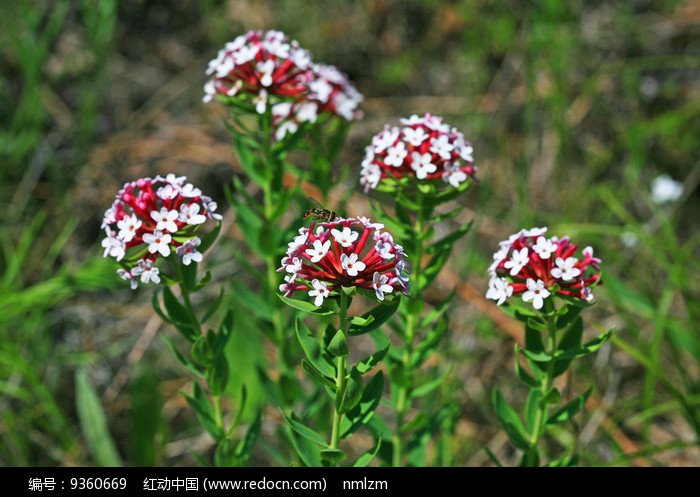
[486,227,602,310]
[360,113,477,192]
[100,175,220,289]
[279,216,410,306]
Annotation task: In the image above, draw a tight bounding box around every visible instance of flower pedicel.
[279,216,410,306]
[360,113,476,192]
[486,227,602,310]
[101,175,221,289]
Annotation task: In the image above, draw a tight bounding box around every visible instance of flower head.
[100,176,219,289]
[486,227,602,310]
[204,30,362,140]
[360,114,477,192]
[279,216,410,306]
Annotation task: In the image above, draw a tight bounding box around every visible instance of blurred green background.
[1,0,699,466]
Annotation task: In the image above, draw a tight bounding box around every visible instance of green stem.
[330,292,349,452]
[393,189,427,467]
[528,311,558,459]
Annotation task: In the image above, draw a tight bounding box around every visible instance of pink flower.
[360,114,477,192]
[279,216,410,306]
[100,176,219,288]
[486,227,602,309]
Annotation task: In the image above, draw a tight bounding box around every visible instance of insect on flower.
[303,197,337,223]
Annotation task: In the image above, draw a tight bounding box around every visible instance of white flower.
[297,102,318,123]
[285,256,303,274]
[331,227,358,247]
[156,184,179,200]
[372,126,399,153]
[372,272,394,301]
[340,253,366,277]
[430,134,454,160]
[486,277,513,306]
[305,239,331,263]
[309,78,332,103]
[176,238,203,266]
[384,142,408,167]
[142,230,172,257]
[253,89,268,114]
[551,257,581,281]
[151,208,179,233]
[117,269,138,290]
[132,259,161,284]
[360,163,382,192]
[201,195,223,220]
[181,183,203,198]
[101,227,126,261]
[179,203,207,225]
[275,120,298,141]
[402,127,428,146]
[523,227,547,237]
[257,60,275,87]
[410,152,437,179]
[116,214,142,243]
[375,241,395,260]
[650,174,683,204]
[308,279,330,306]
[532,237,557,259]
[522,279,550,310]
[459,143,474,162]
[357,216,384,231]
[503,247,528,276]
[443,162,467,187]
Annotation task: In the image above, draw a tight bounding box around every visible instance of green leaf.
[352,437,382,467]
[559,316,584,352]
[191,336,213,366]
[542,387,562,405]
[519,447,541,467]
[207,352,229,397]
[200,286,225,325]
[296,319,336,378]
[547,388,592,426]
[319,448,346,464]
[348,299,400,336]
[212,307,235,352]
[341,371,384,438]
[215,438,237,467]
[421,247,451,289]
[278,294,335,316]
[514,346,540,388]
[301,359,336,389]
[162,286,198,342]
[557,330,613,360]
[159,333,203,377]
[356,343,390,375]
[75,368,123,467]
[425,221,473,255]
[555,303,584,331]
[235,411,262,461]
[337,367,363,415]
[524,389,542,435]
[281,410,327,447]
[411,316,448,368]
[233,134,266,186]
[192,270,212,292]
[484,446,503,467]
[492,387,530,451]
[182,382,223,440]
[411,368,451,398]
[328,330,349,357]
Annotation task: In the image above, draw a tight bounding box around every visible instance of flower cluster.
[203,30,363,139]
[486,227,602,310]
[279,216,410,306]
[101,175,221,289]
[360,113,476,192]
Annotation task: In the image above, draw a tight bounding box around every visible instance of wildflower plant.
[363,114,477,466]
[485,228,612,467]
[203,30,363,407]
[278,216,408,466]
[100,175,260,467]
